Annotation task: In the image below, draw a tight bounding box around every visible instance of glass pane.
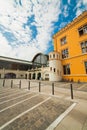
[85,41,87,46]
[81,42,85,48]
[82,48,86,53]
[79,29,83,36]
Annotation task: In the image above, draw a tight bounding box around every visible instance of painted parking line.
[0,88,12,94]
[0,89,20,98]
[46,102,77,130]
[78,84,86,90]
[0,94,39,113]
[0,97,51,129]
[0,90,26,100]
[0,92,31,105]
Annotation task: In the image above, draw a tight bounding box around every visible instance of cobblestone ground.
[0,82,72,130]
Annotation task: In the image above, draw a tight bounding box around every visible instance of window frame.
[63,64,71,75]
[84,61,87,74]
[78,24,87,36]
[60,36,67,45]
[80,40,87,53]
[62,48,69,59]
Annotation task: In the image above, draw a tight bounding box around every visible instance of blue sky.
[0,0,87,61]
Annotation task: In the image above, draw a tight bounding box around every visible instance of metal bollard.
[3,79,5,87]
[19,80,21,89]
[39,82,41,92]
[28,81,30,90]
[70,83,73,99]
[11,80,13,88]
[52,83,54,95]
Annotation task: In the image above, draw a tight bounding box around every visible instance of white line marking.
[0,91,26,100]
[0,97,51,129]
[46,102,77,130]
[78,84,86,90]
[0,89,11,95]
[0,89,18,96]
[0,94,39,113]
[0,92,30,104]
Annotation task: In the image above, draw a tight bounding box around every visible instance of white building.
[0,51,62,81]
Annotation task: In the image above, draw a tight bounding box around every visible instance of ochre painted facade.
[53,11,87,82]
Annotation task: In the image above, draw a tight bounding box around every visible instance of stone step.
[0,94,48,126]
[2,97,72,130]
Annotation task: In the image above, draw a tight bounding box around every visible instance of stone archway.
[29,73,31,79]
[32,73,36,79]
[5,73,16,79]
[37,72,41,80]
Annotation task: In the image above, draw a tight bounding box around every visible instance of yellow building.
[53,11,87,82]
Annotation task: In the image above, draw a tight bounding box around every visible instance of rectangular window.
[60,36,67,45]
[81,41,87,53]
[63,64,71,75]
[62,48,69,59]
[84,61,87,74]
[78,24,87,36]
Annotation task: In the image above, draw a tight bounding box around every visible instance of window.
[50,67,52,71]
[53,54,55,58]
[84,62,87,74]
[81,41,87,53]
[62,48,69,59]
[63,64,70,75]
[57,70,59,75]
[60,36,67,45]
[78,24,87,36]
[54,68,56,72]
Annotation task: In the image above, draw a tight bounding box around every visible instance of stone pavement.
[0,79,87,130]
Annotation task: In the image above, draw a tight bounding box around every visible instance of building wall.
[49,51,62,81]
[53,11,87,82]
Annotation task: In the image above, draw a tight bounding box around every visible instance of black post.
[70,83,73,99]
[39,82,41,92]
[52,83,54,95]
[11,80,13,88]
[3,79,5,87]
[28,81,30,90]
[19,80,21,89]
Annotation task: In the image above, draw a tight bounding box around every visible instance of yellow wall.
[53,11,87,82]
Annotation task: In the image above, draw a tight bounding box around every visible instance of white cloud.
[0,33,12,56]
[76,0,87,17]
[63,5,69,17]
[0,0,61,61]
[68,0,71,4]
[83,0,87,5]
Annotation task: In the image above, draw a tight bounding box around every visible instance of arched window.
[57,70,59,75]
[50,67,52,71]
[53,54,55,58]
[54,68,56,72]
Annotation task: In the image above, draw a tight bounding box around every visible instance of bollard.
[52,83,54,95]
[39,82,41,92]
[28,81,30,90]
[70,83,73,99]
[3,79,5,87]
[19,80,21,89]
[11,80,13,88]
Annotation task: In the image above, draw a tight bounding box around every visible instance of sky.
[0,0,87,61]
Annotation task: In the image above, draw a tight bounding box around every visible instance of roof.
[0,56,32,65]
[32,53,48,62]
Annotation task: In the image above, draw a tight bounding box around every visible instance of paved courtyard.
[0,79,87,130]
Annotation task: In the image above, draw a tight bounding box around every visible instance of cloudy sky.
[0,0,87,61]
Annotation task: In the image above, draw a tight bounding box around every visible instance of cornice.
[53,11,87,38]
